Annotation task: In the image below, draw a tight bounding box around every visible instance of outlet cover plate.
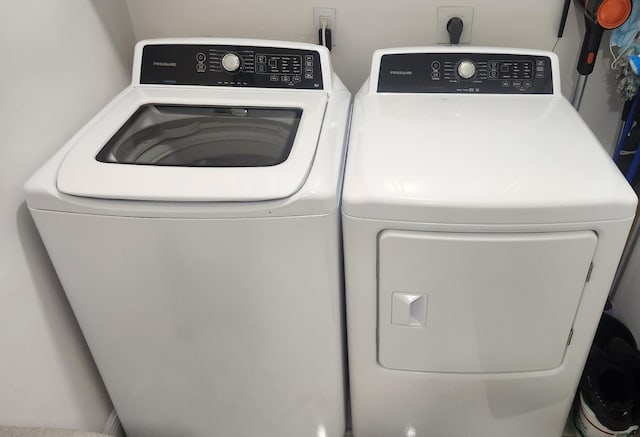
[313,7,336,47]
[436,6,473,44]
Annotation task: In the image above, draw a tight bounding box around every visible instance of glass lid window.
[96,105,303,167]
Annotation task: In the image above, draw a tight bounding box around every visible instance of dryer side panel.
[378,230,597,373]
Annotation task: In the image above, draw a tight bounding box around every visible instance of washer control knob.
[457,60,476,79]
[222,53,241,73]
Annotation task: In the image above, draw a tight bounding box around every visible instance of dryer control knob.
[222,53,241,73]
[457,60,476,79]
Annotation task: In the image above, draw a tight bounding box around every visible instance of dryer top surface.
[342,92,637,224]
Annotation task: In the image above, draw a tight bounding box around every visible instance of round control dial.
[457,60,476,79]
[221,53,241,73]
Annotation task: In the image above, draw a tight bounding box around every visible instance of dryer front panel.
[377,230,597,373]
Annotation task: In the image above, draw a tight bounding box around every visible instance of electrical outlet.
[436,6,473,44]
[313,7,336,46]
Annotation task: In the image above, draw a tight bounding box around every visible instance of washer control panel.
[140,44,324,89]
[377,53,553,94]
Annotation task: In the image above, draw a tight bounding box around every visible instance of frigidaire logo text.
[153,61,177,67]
[390,70,413,75]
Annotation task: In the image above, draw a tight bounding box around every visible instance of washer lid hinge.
[586,262,593,283]
[567,328,574,346]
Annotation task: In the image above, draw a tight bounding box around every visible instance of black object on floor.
[580,344,635,431]
[608,336,640,423]
[593,312,637,350]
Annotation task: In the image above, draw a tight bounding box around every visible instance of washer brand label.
[153,61,177,67]
[390,70,413,75]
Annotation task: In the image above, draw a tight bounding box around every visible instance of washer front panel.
[141,44,324,90]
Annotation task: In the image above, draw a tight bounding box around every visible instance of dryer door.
[377,229,597,373]
[57,88,327,201]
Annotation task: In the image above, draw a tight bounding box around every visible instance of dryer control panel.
[140,44,324,90]
[377,53,553,94]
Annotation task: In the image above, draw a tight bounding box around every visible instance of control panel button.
[457,60,476,79]
[221,53,241,73]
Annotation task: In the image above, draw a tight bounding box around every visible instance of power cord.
[318,16,332,50]
[447,17,463,45]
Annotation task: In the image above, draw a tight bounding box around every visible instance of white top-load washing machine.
[342,47,637,437]
[25,38,350,437]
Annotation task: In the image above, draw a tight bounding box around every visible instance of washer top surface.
[57,86,327,202]
[342,47,637,224]
[53,38,338,203]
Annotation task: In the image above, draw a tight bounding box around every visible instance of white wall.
[126,0,624,150]
[612,234,640,339]
[0,0,134,431]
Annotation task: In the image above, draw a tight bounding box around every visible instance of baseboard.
[101,410,124,436]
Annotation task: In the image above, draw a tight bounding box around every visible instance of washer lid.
[342,93,637,224]
[95,105,302,168]
[57,87,327,201]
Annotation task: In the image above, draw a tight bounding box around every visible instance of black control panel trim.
[377,53,553,94]
[140,44,324,90]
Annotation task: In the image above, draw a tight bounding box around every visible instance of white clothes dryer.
[342,47,637,437]
[25,39,350,437]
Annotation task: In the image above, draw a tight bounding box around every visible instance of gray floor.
[0,428,112,437]
[0,416,579,437]
[342,418,578,437]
